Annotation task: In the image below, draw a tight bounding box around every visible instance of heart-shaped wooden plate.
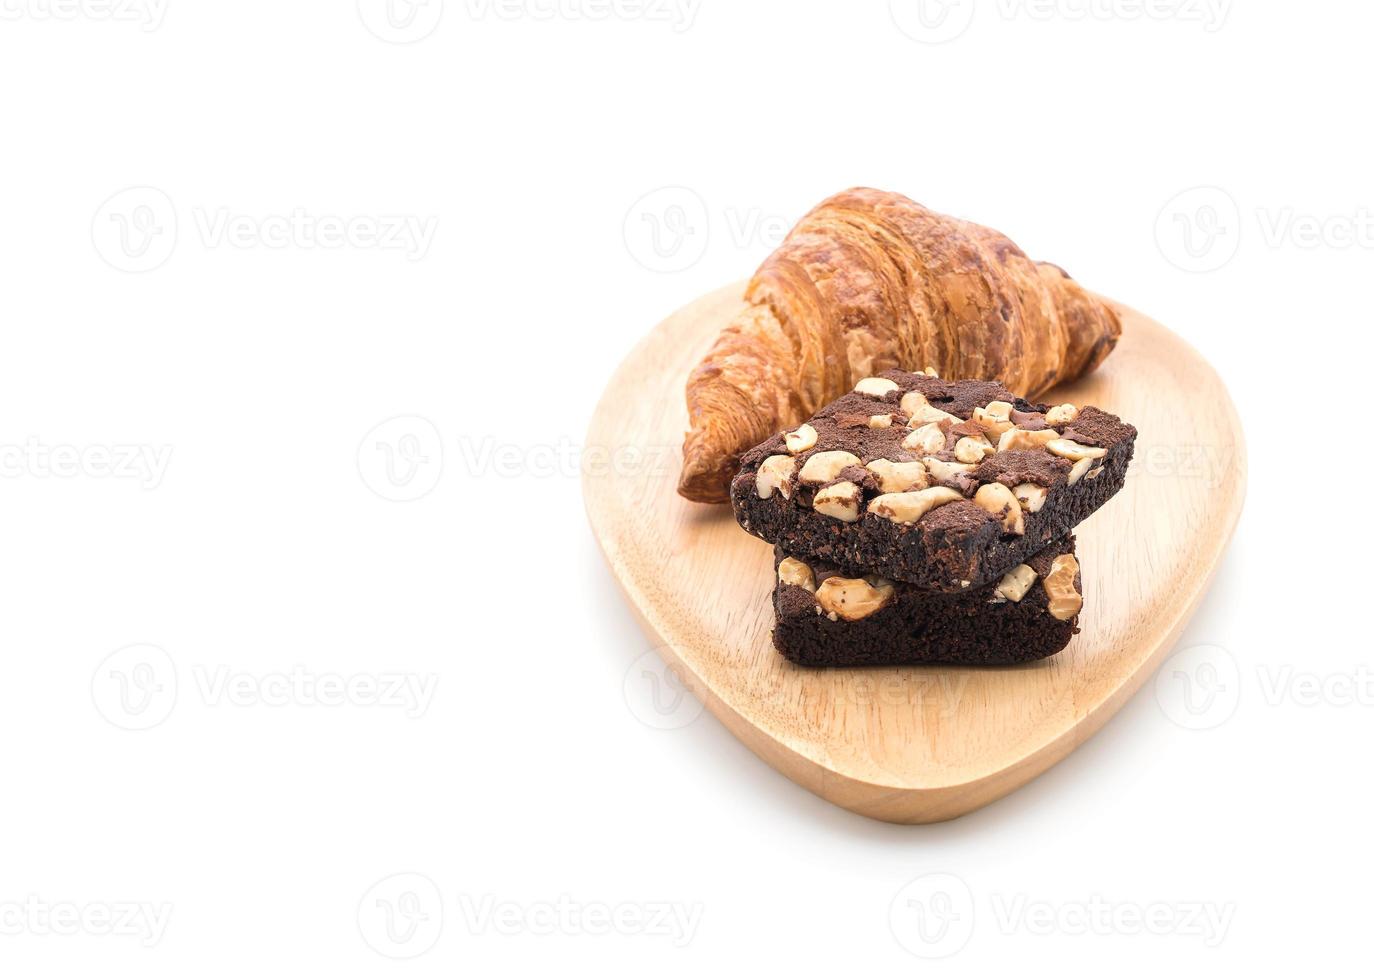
[583,283,1245,823]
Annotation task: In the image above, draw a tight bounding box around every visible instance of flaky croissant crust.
[678,188,1121,503]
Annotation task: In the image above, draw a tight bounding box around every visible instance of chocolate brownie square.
[772,536,1083,667]
[731,370,1135,591]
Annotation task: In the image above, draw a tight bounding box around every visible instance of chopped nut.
[923,457,975,484]
[813,480,861,523]
[777,557,815,592]
[798,450,860,484]
[902,421,948,455]
[997,427,1062,453]
[865,458,928,493]
[1085,465,1105,480]
[908,403,962,426]
[1066,457,1094,485]
[983,400,1014,422]
[868,414,894,429]
[1043,554,1083,621]
[924,365,938,377]
[954,435,994,463]
[815,575,896,621]
[755,455,796,499]
[970,406,1015,439]
[899,390,929,416]
[853,377,898,398]
[974,482,1025,534]
[994,564,1038,602]
[1012,482,1048,513]
[1046,438,1107,461]
[868,486,963,524]
[1045,404,1079,427]
[783,423,818,454]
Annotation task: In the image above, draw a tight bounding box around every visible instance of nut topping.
[1046,438,1107,461]
[997,427,1062,452]
[777,557,815,592]
[853,377,898,398]
[865,458,928,493]
[902,421,948,455]
[1012,482,1048,513]
[798,450,861,485]
[993,564,1038,602]
[755,455,796,499]
[868,486,963,524]
[970,406,1015,439]
[783,422,818,454]
[974,482,1025,535]
[954,435,994,463]
[1066,457,1094,485]
[1043,554,1083,621]
[923,457,975,484]
[813,481,861,523]
[868,414,894,429]
[908,403,962,426]
[982,400,1014,422]
[1045,404,1079,427]
[815,576,895,621]
[899,390,929,417]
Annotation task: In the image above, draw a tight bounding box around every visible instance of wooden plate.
[583,282,1245,824]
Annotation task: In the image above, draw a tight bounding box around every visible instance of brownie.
[772,537,1082,667]
[730,370,1136,591]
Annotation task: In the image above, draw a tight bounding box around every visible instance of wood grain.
[583,282,1246,824]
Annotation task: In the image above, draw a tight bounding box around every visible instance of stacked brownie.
[730,370,1137,666]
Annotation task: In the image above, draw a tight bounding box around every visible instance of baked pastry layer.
[680,187,1123,502]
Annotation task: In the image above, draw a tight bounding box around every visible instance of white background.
[0,1,1367,976]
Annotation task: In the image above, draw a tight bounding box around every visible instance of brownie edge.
[772,537,1082,668]
[732,370,1136,591]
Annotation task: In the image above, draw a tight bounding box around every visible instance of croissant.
[677,188,1122,503]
